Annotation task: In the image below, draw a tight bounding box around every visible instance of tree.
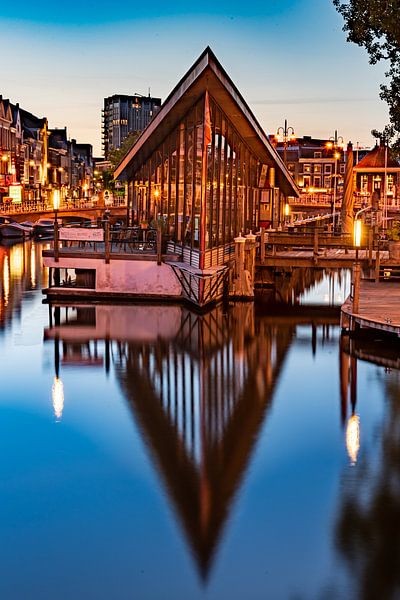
[108,131,140,169]
[333,1,400,137]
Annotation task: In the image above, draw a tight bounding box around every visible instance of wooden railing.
[257,227,376,263]
[51,223,162,265]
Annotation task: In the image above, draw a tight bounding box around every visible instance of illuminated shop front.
[115,47,298,270]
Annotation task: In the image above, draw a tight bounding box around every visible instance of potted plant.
[386,220,400,259]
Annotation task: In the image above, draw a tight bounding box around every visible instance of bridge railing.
[1,196,127,215]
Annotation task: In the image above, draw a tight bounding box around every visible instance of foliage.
[386,220,400,241]
[333,1,400,137]
[101,168,116,191]
[108,131,140,169]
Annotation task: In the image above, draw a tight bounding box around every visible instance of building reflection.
[336,333,400,599]
[0,240,47,330]
[45,301,295,577]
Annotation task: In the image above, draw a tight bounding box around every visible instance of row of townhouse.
[0,96,93,207]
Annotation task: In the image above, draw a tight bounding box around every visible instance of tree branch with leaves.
[334,0,400,145]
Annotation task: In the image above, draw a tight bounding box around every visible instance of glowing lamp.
[284,203,290,217]
[335,152,341,160]
[354,219,362,247]
[52,189,61,211]
[154,189,160,199]
[1,155,8,162]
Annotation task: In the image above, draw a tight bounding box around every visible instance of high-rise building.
[102,93,161,159]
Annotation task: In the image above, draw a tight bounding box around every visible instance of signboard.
[9,185,22,204]
[59,227,104,242]
[104,189,113,206]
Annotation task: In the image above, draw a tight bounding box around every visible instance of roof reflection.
[45,301,294,578]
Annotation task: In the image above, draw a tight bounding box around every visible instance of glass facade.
[128,93,272,267]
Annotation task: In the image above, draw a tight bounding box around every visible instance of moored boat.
[33,218,56,238]
[0,217,33,239]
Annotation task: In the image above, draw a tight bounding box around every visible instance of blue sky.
[0,0,388,156]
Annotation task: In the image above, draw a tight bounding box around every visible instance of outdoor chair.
[144,228,157,252]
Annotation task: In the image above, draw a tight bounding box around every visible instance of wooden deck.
[341,280,400,335]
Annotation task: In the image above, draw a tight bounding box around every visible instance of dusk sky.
[0,0,388,156]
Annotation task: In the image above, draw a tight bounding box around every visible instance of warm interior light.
[154,189,160,198]
[346,414,360,465]
[284,203,290,217]
[326,142,333,149]
[1,155,8,162]
[335,152,341,160]
[354,219,362,247]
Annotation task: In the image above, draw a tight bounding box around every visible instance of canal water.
[0,241,399,600]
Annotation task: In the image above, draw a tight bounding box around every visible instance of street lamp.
[284,202,290,224]
[327,130,344,230]
[352,218,362,315]
[53,188,61,256]
[276,119,295,164]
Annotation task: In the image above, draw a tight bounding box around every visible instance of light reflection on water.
[0,242,399,599]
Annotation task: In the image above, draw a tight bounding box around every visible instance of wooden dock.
[341,280,400,336]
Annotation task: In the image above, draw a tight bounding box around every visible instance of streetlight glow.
[52,376,64,420]
[52,189,61,210]
[346,414,360,465]
[354,219,362,247]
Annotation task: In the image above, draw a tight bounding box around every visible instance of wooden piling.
[105,221,110,264]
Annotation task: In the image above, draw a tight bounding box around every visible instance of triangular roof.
[355,144,400,170]
[116,309,293,579]
[115,47,298,197]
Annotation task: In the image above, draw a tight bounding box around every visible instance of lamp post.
[352,218,362,316]
[276,119,295,165]
[53,189,61,262]
[326,131,344,230]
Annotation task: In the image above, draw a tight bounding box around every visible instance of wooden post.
[368,228,373,266]
[54,212,59,262]
[260,227,265,263]
[230,233,254,297]
[54,267,60,287]
[245,232,257,287]
[353,261,361,314]
[375,239,380,282]
[313,227,319,256]
[157,224,162,266]
[105,220,110,264]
